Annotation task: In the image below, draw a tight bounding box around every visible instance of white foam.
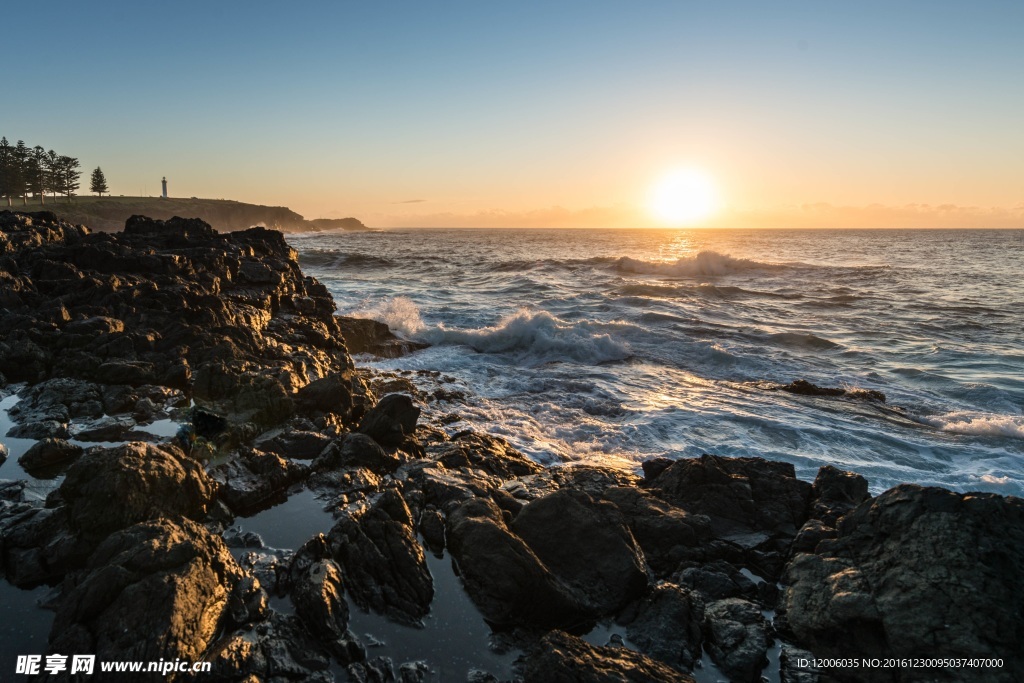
[423,308,631,365]
[917,412,1024,439]
[617,250,783,277]
[350,296,426,337]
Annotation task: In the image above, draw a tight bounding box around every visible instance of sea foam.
[617,250,784,277]
[917,412,1024,439]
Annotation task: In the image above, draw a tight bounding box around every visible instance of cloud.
[394,199,427,204]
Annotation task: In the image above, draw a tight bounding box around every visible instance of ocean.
[290,227,1024,496]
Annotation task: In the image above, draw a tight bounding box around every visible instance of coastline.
[0,211,1020,682]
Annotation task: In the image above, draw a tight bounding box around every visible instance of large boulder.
[358,393,420,447]
[602,486,710,576]
[623,583,705,672]
[648,455,812,578]
[446,498,587,628]
[326,488,433,625]
[511,488,648,615]
[18,438,84,474]
[59,442,216,543]
[703,598,769,683]
[522,630,695,683]
[49,518,243,674]
[782,485,1024,682]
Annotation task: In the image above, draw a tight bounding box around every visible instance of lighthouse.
[161,177,168,199]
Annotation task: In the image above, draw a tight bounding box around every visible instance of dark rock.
[649,455,812,579]
[778,379,885,403]
[192,408,228,439]
[418,508,446,552]
[348,656,397,683]
[6,419,69,439]
[59,442,216,543]
[292,556,363,661]
[209,447,307,514]
[206,610,334,682]
[676,560,758,602]
[313,432,402,473]
[782,485,1024,682]
[337,316,429,358]
[623,583,704,671]
[430,431,542,479]
[810,465,870,526]
[641,456,674,482]
[446,497,587,628]
[602,486,711,575]
[703,598,769,683]
[294,371,359,420]
[50,518,243,669]
[18,438,84,473]
[522,630,695,683]
[511,488,648,615]
[226,574,269,626]
[791,518,836,554]
[257,429,333,460]
[359,394,420,447]
[327,489,433,625]
[780,645,820,683]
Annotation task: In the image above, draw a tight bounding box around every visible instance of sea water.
[290,227,1024,496]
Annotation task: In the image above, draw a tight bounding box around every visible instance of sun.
[648,168,721,226]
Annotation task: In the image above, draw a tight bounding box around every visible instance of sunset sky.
[5,1,1022,228]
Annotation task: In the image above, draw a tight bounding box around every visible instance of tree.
[0,137,11,206]
[11,140,30,205]
[90,166,109,196]
[56,156,81,201]
[28,146,50,205]
[45,150,60,201]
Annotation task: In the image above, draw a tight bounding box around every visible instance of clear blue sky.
[4,1,1022,226]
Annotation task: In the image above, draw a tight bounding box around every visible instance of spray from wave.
[348,298,631,365]
[616,250,787,277]
[915,411,1024,439]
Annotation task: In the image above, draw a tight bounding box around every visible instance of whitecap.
[616,251,786,277]
[915,412,1024,439]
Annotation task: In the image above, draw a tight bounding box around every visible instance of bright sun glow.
[648,168,721,226]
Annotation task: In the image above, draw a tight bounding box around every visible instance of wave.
[423,309,631,365]
[300,250,395,269]
[765,332,842,350]
[348,298,631,365]
[349,297,426,337]
[617,251,787,277]
[915,411,1024,439]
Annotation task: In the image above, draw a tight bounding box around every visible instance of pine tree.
[57,156,81,201]
[29,146,49,205]
[45,150,60,201]
[90,166,109,197]
[0,137,11,206]
[11,140,30,205]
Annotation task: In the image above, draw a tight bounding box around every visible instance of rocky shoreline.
[0,210,1020,683]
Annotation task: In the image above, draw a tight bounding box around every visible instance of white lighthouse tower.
[161,177,168,199]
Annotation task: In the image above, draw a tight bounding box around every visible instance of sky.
[3,1,1022,228]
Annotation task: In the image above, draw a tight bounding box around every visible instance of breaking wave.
[617,251,788,277]
[915,412,1024,439]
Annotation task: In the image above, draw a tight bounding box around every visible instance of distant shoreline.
[3,196,367,233]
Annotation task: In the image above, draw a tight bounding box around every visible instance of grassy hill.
[1,196,366,233]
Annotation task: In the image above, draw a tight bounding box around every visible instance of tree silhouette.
[0,137,11,207]
[29,146,50,205]
[56,156,81,201]
[11,140,30,205]
[90,167,109,197]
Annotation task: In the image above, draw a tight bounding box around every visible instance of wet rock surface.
[1,211,1021,682]
[782,484,1024,682]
